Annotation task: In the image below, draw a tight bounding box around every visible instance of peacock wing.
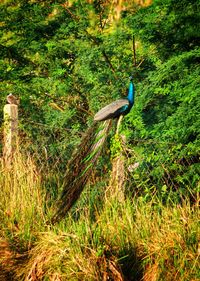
[94,99,129,121]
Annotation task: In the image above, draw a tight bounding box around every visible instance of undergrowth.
[0,152,199,281]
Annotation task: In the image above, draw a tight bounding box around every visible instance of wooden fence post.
[108,153,125,202]
[3,104,18,166]
[106,131,126,203]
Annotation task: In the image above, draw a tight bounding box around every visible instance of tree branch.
[132,35,137,67]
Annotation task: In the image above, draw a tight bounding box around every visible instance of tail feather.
[51,120,112,224]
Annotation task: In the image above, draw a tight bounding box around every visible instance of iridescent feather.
[51,78,135,223]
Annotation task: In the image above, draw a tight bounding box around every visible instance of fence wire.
[125,140,200,198]
[1,118,199,199]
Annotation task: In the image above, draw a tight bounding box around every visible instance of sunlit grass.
[0,151,47,249]
[0,152,199,280]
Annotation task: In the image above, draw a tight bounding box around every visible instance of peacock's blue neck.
[127,81,135,105]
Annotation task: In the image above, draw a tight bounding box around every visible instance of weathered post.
[3,95,19,166]
[108,152,125,202]
[107,129,126,203]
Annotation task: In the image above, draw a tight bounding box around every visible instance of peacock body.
[94,78,134,121]
[51,77,135,223]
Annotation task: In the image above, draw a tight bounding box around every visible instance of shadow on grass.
[95,244,144,281]
[119,247,144,281]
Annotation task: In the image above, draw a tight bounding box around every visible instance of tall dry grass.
[0,151,47,260]
[0,151,199,280]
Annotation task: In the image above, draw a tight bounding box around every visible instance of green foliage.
[119,0,200,197]
[0,0,199,208]
[110,133,123,159]
[125,47,200,196]
[129,0,200,59]
[0,0,136,170]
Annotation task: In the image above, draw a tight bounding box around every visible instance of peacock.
[51,77,135,224]
[94,77,134,121]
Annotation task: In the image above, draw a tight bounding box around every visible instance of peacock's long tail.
[51,119,112,224]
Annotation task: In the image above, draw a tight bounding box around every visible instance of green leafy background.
[0,0,199,197]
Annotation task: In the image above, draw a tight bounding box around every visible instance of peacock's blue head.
[127,77,135,105]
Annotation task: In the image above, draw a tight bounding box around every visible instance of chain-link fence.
[1,109,199,203]
[125,140,200,200]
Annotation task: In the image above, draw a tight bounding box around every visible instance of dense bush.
[0,0,199,194]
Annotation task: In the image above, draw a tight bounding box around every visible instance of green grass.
[0,152,199,280]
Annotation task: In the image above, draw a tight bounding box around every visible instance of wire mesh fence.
[125,139,200,200]
[1,113,199,202]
